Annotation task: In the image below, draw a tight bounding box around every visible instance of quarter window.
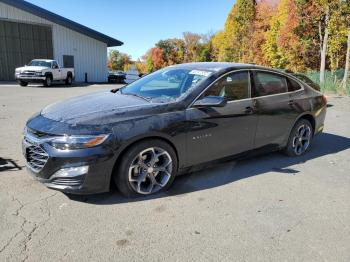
[203,71,249,101]
[253,72,288,97]
[287,78,302,92]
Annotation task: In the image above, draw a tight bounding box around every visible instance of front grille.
[26,142,49,172]
[21,71,36,76]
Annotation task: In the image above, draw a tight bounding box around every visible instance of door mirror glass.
[193,96,227,108]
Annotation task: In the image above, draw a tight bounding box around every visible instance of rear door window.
[253,72,288,97]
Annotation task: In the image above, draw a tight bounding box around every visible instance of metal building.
[0,0,123,82]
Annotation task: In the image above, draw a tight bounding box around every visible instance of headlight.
[35,71,42,76]
[49,134,110,150]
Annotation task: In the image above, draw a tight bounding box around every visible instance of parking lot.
[0,83,350,261]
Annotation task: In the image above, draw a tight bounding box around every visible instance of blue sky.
[26,0,234,60]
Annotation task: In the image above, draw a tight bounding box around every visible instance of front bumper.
[22,132,116,194]
[16,75,46,82]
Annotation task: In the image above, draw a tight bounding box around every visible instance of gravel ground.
[0,83,349,262]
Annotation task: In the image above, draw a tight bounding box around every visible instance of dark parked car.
[23,63,327,197]
[108,70,126,83]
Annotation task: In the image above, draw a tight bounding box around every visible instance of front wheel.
[19,81,28,86]
[43,76,52,87]
[284,119,313,156]
[114,139,178,197]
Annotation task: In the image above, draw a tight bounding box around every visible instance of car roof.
[171,62,275,71]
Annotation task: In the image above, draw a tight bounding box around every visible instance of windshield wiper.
[122,92,151,102]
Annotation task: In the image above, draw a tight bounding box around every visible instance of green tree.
[107,50,132,71]
[155,38,185,65]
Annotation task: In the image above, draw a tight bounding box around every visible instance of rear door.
[251,70,300,149]
[185,70,258,166]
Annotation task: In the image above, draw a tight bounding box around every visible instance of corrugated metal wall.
[0,2,108,82]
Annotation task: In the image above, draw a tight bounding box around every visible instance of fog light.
[51,166,89,179]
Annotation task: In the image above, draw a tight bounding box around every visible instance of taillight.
[322,95,327,105]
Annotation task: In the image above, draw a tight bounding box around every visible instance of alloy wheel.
[292,124,311,155]
[128,147,173,195]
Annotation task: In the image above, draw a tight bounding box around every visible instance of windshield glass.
[120,68,212,102]
[28,60,51,68]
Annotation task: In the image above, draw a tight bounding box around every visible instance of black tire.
[65,74,72,85]
[114,139,178,197]
[284,119,313,157]
[43,75,52,87]
[19,81,28,86]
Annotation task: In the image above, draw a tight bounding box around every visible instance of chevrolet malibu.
[23,63,327,197]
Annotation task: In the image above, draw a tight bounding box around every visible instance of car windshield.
[120,68,212,102]
[28,60,51,68]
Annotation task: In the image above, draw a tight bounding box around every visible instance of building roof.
[0,0,123,47]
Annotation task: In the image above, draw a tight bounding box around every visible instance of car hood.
[40,91,163,126]
[16,66,49,71]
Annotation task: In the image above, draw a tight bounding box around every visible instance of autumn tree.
[263,0,306,71]
[212,0,256,62]
[183,32,202,62]
[145,47,164,72]
[156,38,185,65]
[341,0,350,90]
[328,1,348,82]
[251,0,276,65]
[108,50,132,71]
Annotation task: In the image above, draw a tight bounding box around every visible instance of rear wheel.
[43,75,52,87]
[19,81,28,86]
[114,139,178,197]
[65,74,72,85]
[284,119,313,156]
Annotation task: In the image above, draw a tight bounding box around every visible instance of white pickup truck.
[15,59,74,87]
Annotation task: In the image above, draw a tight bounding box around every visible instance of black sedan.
[107,70,126,83]
[23,63,327,197]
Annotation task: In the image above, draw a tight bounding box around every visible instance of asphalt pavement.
[0,83,349,261]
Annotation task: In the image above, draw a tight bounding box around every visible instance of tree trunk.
[319,9,330,87]
[342,28,350,90]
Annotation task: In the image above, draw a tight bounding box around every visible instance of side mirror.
[193,96,227,108]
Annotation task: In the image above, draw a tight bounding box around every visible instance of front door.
[185,71,258,166]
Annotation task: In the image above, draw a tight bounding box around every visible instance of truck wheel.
[44,76,52,87]
[19,81,28,86]
[65,75,72,85]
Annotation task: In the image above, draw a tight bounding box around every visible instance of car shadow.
[67,132,350,205]
[0,157,23,172]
